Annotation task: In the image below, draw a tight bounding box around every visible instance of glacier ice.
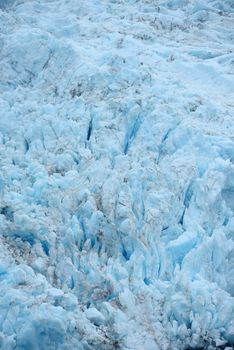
[0,0,234,349]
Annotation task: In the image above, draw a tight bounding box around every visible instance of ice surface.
[0,0,234,349]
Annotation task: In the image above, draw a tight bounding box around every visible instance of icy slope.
[0,0,234,349]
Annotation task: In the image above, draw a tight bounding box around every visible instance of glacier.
[0,0,234,349]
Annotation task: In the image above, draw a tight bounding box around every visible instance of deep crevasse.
[0,0,234,349]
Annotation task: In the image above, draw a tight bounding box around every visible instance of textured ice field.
[0,0,234,349]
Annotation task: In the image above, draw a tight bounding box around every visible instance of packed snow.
[0,0,234,349]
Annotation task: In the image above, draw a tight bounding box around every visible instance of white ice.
[0,0,233,349]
